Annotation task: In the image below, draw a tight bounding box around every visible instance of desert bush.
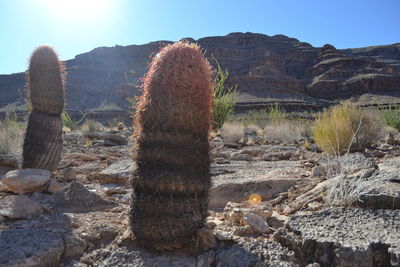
[0,118,24,155]
[267,103,286,125]
[245,124,264,137]
[378,105,400,131]
[80,120,104,132]
[211,57,238,129]
[264,119,311,144]
[313,103,381,155]
[239,104,286,128]
[221,122,245,143]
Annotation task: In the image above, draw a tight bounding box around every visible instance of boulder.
[215,241,296,266]
[242,213,269,234]
[283,208,400,266]
[98,159,135,185]
[0,229,64,267]
[1,169,50,194]
[0,195,43,219]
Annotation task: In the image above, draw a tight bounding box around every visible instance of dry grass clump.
[264,119,311,144]
[313,103,382,155]
[80,120,104,132]
[326,172,390,207]
[221,122,245,143]
[245,124,264,137]
[0,119,24,155]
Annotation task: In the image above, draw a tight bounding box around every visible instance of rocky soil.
[1,130,400,266]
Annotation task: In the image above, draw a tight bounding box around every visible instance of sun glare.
[40,0,111,21]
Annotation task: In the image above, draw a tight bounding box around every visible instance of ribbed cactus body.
[22,110,63,170]
[23,46,65,170]
[28,46,65,115]
[130,42,213,251]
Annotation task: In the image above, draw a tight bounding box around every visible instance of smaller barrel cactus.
[22,46,65,170]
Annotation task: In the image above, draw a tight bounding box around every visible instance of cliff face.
[1,32,399,111]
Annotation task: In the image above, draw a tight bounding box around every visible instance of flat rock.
[215,240,297,266]
[2,169,50,194]
[357,171,400,210]
[0,195,43,219]
[52,182,115,213]
[98,159,135,185]
[318,152,375,177]
[103,133,128,146]
[0,229,64,267]
[210,161,302,209]
[285,208,400,266]
[100,244,197,267]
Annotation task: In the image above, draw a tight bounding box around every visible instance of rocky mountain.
[1,32,399,112]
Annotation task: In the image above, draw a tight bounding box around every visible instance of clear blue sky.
[0,0,399,74]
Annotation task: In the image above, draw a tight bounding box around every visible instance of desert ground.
[1,117,399,267]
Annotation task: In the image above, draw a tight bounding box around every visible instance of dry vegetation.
[313,103,382,155]
[80,120,104,132]
[0,119,25,155]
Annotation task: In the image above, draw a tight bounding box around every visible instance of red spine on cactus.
[130,42,213,251]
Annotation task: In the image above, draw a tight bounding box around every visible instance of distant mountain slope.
[1,32,399,111]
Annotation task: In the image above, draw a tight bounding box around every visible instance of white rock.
[242,212,269,234]
[0,195,43,219]
[214,230,233,241]
[2,169,50,194]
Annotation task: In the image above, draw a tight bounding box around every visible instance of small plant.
[80,120,104,132]
[221,122,245,143]
[0,117,24,155]
[267,103,286,125]
[264,119,311,144]
[378,105,400,131]
[313,103,381,155]
[61,111,86,131]
[211,56,238,129]
[117,122,125,130]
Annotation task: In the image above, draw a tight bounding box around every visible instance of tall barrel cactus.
[22,46,65,170]
[130,42,213,251]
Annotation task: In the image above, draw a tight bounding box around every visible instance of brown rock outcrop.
[0,33,399,111]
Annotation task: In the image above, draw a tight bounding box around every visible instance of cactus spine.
[130,42,213,251]
[22,46,65,170]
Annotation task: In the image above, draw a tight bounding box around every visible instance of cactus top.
[136,42,213,136]
[28,45,65,115]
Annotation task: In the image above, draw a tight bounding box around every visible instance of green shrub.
[313,103,381,155]
[266,103,286,125]
[211,56,238,129]
[237,103,286,128]
[61,111,86,130]
[378,105,400,131]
